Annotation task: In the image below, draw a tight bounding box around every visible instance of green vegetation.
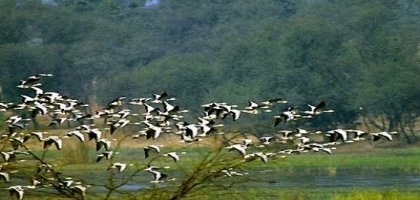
[0,0,420,141]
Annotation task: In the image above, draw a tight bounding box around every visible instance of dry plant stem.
[169,147,243,200]
[23,145,79,199]
[104,169,142,200]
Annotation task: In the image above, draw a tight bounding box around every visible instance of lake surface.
[256,170,420,190]
[2,167,420,199]
[85,167,420,192]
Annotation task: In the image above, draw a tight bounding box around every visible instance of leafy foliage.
[0,0,419,140]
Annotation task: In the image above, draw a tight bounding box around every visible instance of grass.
[276,152,420,169]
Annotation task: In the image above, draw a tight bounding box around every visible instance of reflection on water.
[4,168,418,194]
[119,184,147,191]
[252,168,420,191]
[84,168,420,192]
[268,173,420,188]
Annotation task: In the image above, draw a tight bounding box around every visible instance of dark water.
[83,168,420,192]
[2,168,420,198]
[251,168,420,191]
[264,173,420,188]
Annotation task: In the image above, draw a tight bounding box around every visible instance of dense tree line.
[0,0,419,142]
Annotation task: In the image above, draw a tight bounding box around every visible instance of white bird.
[371,131,394,141]
[59,178,74,188]
[303,101,326,115]
[261,97,287,106]
[228,109,241,121]
[20,95,38,104]
[244,101,260,110]
[239,138,253,146]
[5,115,24,125]
[0,172,9,182]
[277,149,303,155]
[295,128,310,137]
[76,124,94,131]
[143,103,159,115]
[163,152,180,162]
[43,136,62,150]
[38,73,53,77]
[112,109,134,119]
[65,130,85,142]
[296,136,311,145]
[30,84,43,96]
[327,129,348,142]
[108,162,127,172]
[132,130,148,139]
[258,136,275,145]
[48,117,67,127]
[0,102,11,111]
[162,101,179,113]
[42,91,63,103]
[226,144,247,157]
[274,107,297,126]
[108,118,130,135]
[184,123,199,138]
[70,185,86,198]
[346,129,368,141]
[144,168,168,183]
[96,138,111,151]
[7,185,24,200]
[198,123,219,136]
[151,92,170,103]
[202,102,227,119]
[143,121,163,139]
[36,163,53,173]
[87,128,102,141]
[278,130,294,140]
[312,147,333,154]
[244,153,270,164]
[17,74,46,88]
[96,151,113,162]
[221,168,248,177]
[9,137,25,150]
[105,96,126,110]
[241,109,259,115]
[144,145,162,158]
[196,117,214,126]
[144,165,160,171]
[31,178,41,187]
[129,97,151,105]
[33,101,49,116]
[30,132,45,142]
[254,152,269,164]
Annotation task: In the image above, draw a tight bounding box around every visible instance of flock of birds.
[0,74,397,199]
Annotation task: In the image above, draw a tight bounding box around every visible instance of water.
[265,173,420,188]
[70,167,420,192]
[2,167,419,199]
[83,168,420,193]
[250,168,420,191]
